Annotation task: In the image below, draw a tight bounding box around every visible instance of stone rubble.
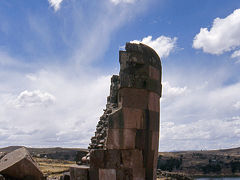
[80,75,120,164]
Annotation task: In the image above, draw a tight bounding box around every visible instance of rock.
[70,165,89,180]
[0,153,6,160]
[0,147,44,180]
[75,150,88,165]
[0,174,5,180]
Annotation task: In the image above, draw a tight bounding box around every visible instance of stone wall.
[72,42,162,180]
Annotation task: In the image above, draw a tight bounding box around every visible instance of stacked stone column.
[70,42,162,180]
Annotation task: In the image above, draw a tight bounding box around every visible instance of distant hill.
[0,146,88,161]
[2,146,240,177]
[158,147,240,177]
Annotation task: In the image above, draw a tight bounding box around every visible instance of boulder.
[0,147,44,180]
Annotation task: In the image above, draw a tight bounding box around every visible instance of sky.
[0,0,240,151]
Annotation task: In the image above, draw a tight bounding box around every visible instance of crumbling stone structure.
[71,42,162,180]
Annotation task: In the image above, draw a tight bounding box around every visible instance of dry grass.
[33,157,75,178]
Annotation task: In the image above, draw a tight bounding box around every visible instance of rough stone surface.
[69,165,89,180]
[99,169,116,180]
[73,42,162,180]
[0,148,44,180]
[0,153,6,161]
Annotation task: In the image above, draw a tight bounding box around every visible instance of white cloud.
[0,0,152,148]
[162,81,187,98]
[193,9,240,55]
[160,118,240,151]
[71,0,149,64]
[26,74,38,81]
[110,0,136,5]
[231,49,240,58]
[160,78,240,151]
[48,0,63,11]
[131,35,177,58]
[234,101,240,110]
[0,58,112,147]
[13,90,56,108]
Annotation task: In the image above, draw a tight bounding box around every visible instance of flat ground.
[33,157,75,178]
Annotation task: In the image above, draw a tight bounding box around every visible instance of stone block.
[145,150,158,180]
[119,51,130,70]
[109,108,146,130]
[148,111,159,131]
[99,169,116,180]
[121,150,143,168]
[90,149,121,169]
[123,108,146,129]
[132,168,145,180]
[151,131,159,151]
[108,109,124,129]
[69,165,89,180]
[90,150,104,169]
[104,150,121,168]
[106,129,136,149]
[148,92,160,112]
[119,88,149,109]
[89,168,99,180]
[116,168,133,180]
[149,66,160,81]
[0,148,44,180]
[135,130,146,150]
[147,79,162,95]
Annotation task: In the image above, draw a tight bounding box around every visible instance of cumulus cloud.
[160,77,240,151]
[48,0,63,11]
[234,101,240,110]
[162,81,188,98]
[0,0,152,148]
[131,35,177,58]
[231,49,240,58]
[12,90,56,108]
[160,117,240,151]
[110,0,136,5]
[193,9,240,55]
[0,66,112,147]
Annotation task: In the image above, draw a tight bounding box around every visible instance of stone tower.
[70,42,162,180]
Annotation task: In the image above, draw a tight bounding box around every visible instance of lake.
[195,178,240,180]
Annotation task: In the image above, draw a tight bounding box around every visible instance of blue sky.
[0,0,240,151]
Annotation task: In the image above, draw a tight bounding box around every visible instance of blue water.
[195,178,240,180]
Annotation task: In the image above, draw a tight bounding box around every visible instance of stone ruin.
[70,42,162,180]
[0,148,44,180]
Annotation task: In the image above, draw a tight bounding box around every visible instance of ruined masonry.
[71,42,162,180]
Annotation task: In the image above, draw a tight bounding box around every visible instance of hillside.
[158,147,240,177]
[0,146,88,161]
